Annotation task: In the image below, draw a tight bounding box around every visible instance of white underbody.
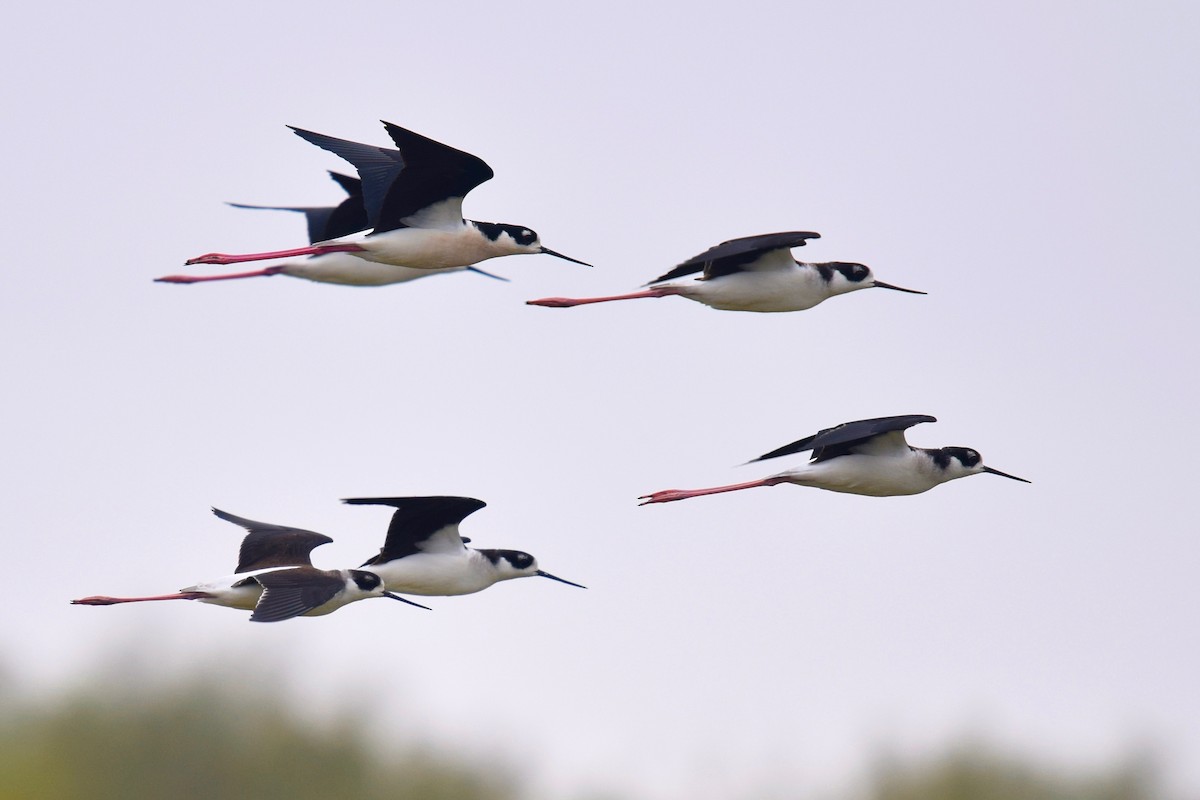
[321,223,514,271]
[281,252,466,286]
[667,264,836,312]
[364,550,510,596]
[774,449,955,496]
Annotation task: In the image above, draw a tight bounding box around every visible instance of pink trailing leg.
[638,477,786,505]
[155,266,286,284]
[527,287,678,307]
[183,242,366,266]
[71,591,214,605]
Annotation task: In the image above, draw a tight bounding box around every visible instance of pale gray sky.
[3,1,1198,798]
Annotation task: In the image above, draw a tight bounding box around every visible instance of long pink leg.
[527,287,676,307]
[183,242,366,266]
[71,591,214,605]
[155,266,285,284]
[639,477,785,505]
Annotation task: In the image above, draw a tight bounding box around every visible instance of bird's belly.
[346,229,495,270]
[680,274,826,312]
[789,457,937,496]
[366,555,491,596]
[282,253,462,285]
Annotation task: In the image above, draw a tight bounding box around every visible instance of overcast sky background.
[3,2,1198,798]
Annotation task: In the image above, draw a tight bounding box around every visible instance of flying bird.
[639,414,1029,504]
[171,122,590,282]
[344,496,586,595]
[158,172,508,286]
[71,508,430,622]
[528,231,923,312]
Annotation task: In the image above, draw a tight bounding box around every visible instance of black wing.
[378,122,494,229]
[290,123,493,234]
[317,171,370,241]
[212,508,334,573]
[647,231,821,284]
[250,567,344,623]
[228,172,369,243]
[342,496,487,564]
[750,414,937,464]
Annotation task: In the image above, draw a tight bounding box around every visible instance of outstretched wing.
[342,496,487,564]
[212,508,334,573]
[749,414,937,464]
[290,123,493,234]
[647,231,821,284]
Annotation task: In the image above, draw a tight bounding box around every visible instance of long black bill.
[873,280,927,295]
[537,570,587,589]
[983,466,1031,484]
[540,247,593,267]
[384,592,432,610]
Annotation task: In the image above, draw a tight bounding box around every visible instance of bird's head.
[821,262,926,297]
[473,222,591,265]
[481,549,587,588]
[935,447,1030,484]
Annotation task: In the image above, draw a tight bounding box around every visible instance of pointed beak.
[872,280,926,295]
[982,466,1031,483]
[537,570,587,589]
[384,592,432,610]
[540,247,593,267]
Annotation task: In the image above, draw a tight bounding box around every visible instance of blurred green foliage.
[0,667,1163,800]
[0,670,518,800]
[865,745,1158,800]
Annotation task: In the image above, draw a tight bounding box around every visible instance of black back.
[212,508,334,573]
[249,567,343,623]
[342,496,488,564]
[289,122,494,234]
[750,414,937,464]
[647,231,821,284]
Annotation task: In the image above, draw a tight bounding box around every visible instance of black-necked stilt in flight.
[173,122,591,281]
[71,508,430,622]
[343,496,586,595]
[528,231,923,312]
[639,414,1029,504]
[158,172,508,286]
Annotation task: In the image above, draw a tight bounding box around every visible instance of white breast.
[365,550,498,596]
